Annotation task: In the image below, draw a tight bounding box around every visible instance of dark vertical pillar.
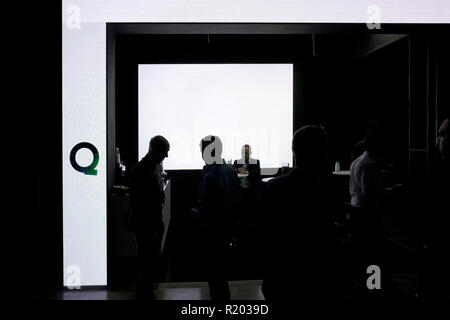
[434,29,450,170]
[33,0,63,293]
[427,33,438,186]
[408,30,438,193]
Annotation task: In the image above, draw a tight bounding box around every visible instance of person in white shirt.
[350,131,384,210]
[349,132,385,289]
[349,151,382,209]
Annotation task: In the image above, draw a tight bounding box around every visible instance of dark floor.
[37,280,264,300]
[55,183,429,302]
[37,276,419,301]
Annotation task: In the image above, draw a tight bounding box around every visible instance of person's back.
[261,126,338,303]
[199,135,239,300]
[201,161,239,230]
[262,168,336,300]
[348,133,386,294]
[129,156,165,234]
[349,151,381,209]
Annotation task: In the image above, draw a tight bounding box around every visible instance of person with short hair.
[233,144,261,227]
[129,135,170,300]
[350,119,383,163]
[233,144,261,189]
[349,130,386,291]
[261,125,339,303]
[199,135,239,301]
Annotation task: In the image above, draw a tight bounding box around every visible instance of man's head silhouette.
[148,135,170,163]
[292,125,328,172]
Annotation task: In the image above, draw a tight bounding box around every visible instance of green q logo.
[70,142,99,176]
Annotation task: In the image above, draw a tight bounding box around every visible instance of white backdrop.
[138,64,293,170]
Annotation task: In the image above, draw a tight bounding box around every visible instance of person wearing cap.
[129,135,170,300]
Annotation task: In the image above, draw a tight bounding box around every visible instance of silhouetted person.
[261,126,339,304]
[129,135,170,300]
[349,131,386,290]
[351,120,383,163]
[199,135,239,300]
[233,144,261,226]
[233,144,261,189]
[419,118,450,302]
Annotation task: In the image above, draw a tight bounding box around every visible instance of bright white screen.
[138,64,293,170]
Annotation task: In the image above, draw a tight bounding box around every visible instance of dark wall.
[33,0,63,293]
[436,35,450,130]
[432,33,450,186]
[292,37,410,175]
